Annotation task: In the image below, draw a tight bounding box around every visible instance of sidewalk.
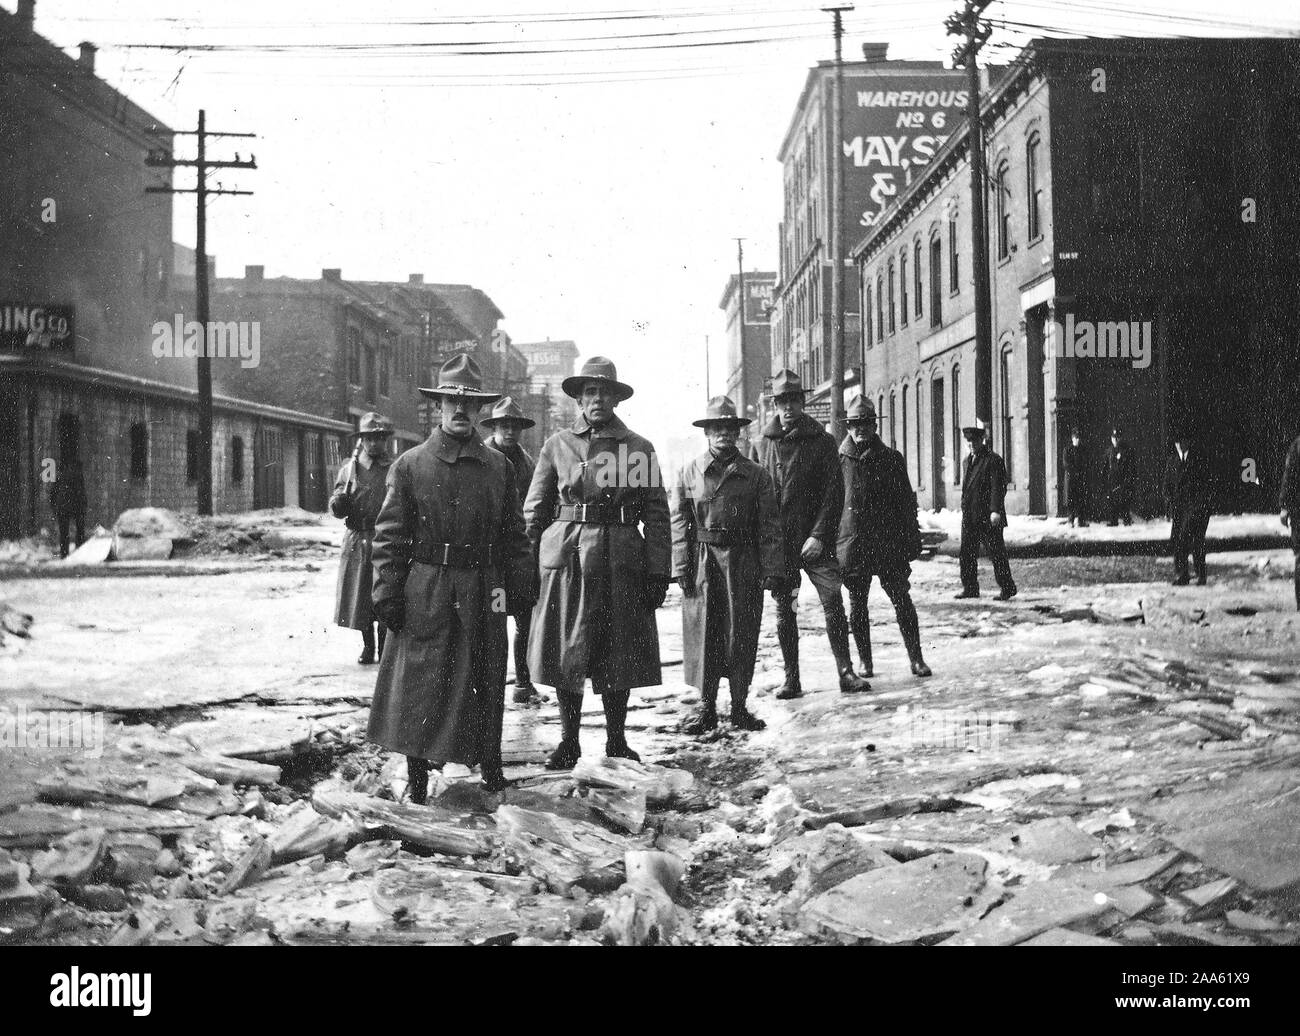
[925,511,1289,558]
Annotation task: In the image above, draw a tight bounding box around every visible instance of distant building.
[513,339,579,434]
[852,37,1300,516]
[772,42,971,424]
[0,1,346,536]
[719,271,776,425]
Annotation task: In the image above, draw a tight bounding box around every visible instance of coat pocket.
[402,563,443,639]
[538,524,570,570]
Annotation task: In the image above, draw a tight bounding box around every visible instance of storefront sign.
[0,303,75,351]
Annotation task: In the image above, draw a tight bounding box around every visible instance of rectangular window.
[887,262,896,335]
[876,277,884,344]
[900,251,909,328]
[130,423,148,479]
[1027,134,1043,240]
[348,328,362,386]
[951,368,961,485]
[913,241,923,319]
[1000,349,1014,479]
[231,435,245,484]
[864,282,873,349]
[929,237,943,327]
[948,216,959,292]
[379,345,390,397]
[186,429,201,484]
[995,162,1011,260]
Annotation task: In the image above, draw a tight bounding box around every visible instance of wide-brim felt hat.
[561,356,634,401]
[693,395,751,428]
[481,395,536,429]
[768,369,805,400]
[961,423,989,440]
[418,352,502,402]
[845,397,878,425]
[353,411,393,437]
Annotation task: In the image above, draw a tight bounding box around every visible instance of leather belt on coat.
[696,527,753,547]
[411,542,496,568]
[554,502,641,525]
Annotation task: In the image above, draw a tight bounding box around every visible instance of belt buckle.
[462,543,473,567]
[575,503,588,522]
[441,543,450,565]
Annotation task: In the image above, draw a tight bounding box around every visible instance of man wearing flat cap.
[671,396,785,734]
[755,369,871,698]
[483,397,541,704]
[524,356,671,769]
[838,397,932,677]
[329,411,393,664]
[956,422,1017,600]
[367,354,533,799]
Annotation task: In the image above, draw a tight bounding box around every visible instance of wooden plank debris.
[313,788,495,857]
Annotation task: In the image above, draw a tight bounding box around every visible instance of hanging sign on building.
[0,303,75,351]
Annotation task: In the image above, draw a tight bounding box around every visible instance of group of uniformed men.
[326,350,1300,800]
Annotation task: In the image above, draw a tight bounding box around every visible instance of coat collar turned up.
[432,428,491,465]
[571,413,632,441]
[763,413,822,441]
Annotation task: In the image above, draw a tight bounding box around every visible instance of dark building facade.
[719,271,775,424]
[514,339,579,437]
[852,37,1300,516]
[0,1,346,536]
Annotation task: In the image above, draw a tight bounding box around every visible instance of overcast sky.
[13,0,1298,450]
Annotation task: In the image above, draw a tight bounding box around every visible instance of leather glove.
[644,575,671,611]
[800,536,825,563]
[373,597,405,634]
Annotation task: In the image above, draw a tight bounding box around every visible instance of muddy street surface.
[3,531,1299,946]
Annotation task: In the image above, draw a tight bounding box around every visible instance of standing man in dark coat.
[330,412,393,664]
[1104,428,1135,526]
[524,356,671,770]
[755,370,870,698]
[837,397,932,678]
[483,397,540,705]
[956,423,1017,601]
[671,396,785,734]
[1280,431,1300,611]
[1165,431,1216,586]
[367,354,533,800]
[50,456,86,559]
[1062,427,1089,527]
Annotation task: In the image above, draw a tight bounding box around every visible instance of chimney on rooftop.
[245,265,264,283]
[17,1,34,30]
[408,273,424,285]
[861,42,889,63]
[322,268,341,281]
[78,42,97,73]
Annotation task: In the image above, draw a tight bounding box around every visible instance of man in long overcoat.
[671,396,784,734]
[524,356,671,770]
[955,423,1018,600]
[50,455,86,559]
[1063,427,1089,527]
[367,354,533,800]
[1164,431,1216,586]
[1280,430,1300,611]
[329,412,393,664]
[754,370,871,698]
[1104,428,1135,526]
[483,397,541,705]
[837,397,932,678]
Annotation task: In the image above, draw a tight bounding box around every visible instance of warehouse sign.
[837,73,969,231]
[0,303,74,351]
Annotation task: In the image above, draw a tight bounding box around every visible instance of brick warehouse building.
[771,43,972,422]
[0,1,347,537]
[852,37,1300,517]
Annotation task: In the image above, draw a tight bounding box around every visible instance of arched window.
[875,275,884,343]
[995,159,1011,260]
[929,234,943,327]
[913,240,923,320]
[948,207,959,292]
[1000,346,1015,478]
[887,260,896,335]
[901,384,910,468]
[899,249,909,328]
[863,278,873,350]
[889,391,897,448]
[1026,132,1043,240]
[951,363,961,484]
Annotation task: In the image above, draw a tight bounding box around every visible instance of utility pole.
[734,237,746,413]
[146,110,256,515]
[823,5,853,442]
[946,1,994,428]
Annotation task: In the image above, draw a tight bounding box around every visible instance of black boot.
[896,594,931,677]
[848,589,874,678]
[775,607,803,700]
[604,687,640,762]
[829,620,871,694]
[359,626,376,665]
[729,681,766,731]
[376,623,387,661]
[406,756,430,805]
[682,678,718,735]
[545,691,583,770]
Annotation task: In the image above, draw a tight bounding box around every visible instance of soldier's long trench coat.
[329,451,392,629]
[524,414,671,692]
[366,430,531,764]
[670,451,784,691]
